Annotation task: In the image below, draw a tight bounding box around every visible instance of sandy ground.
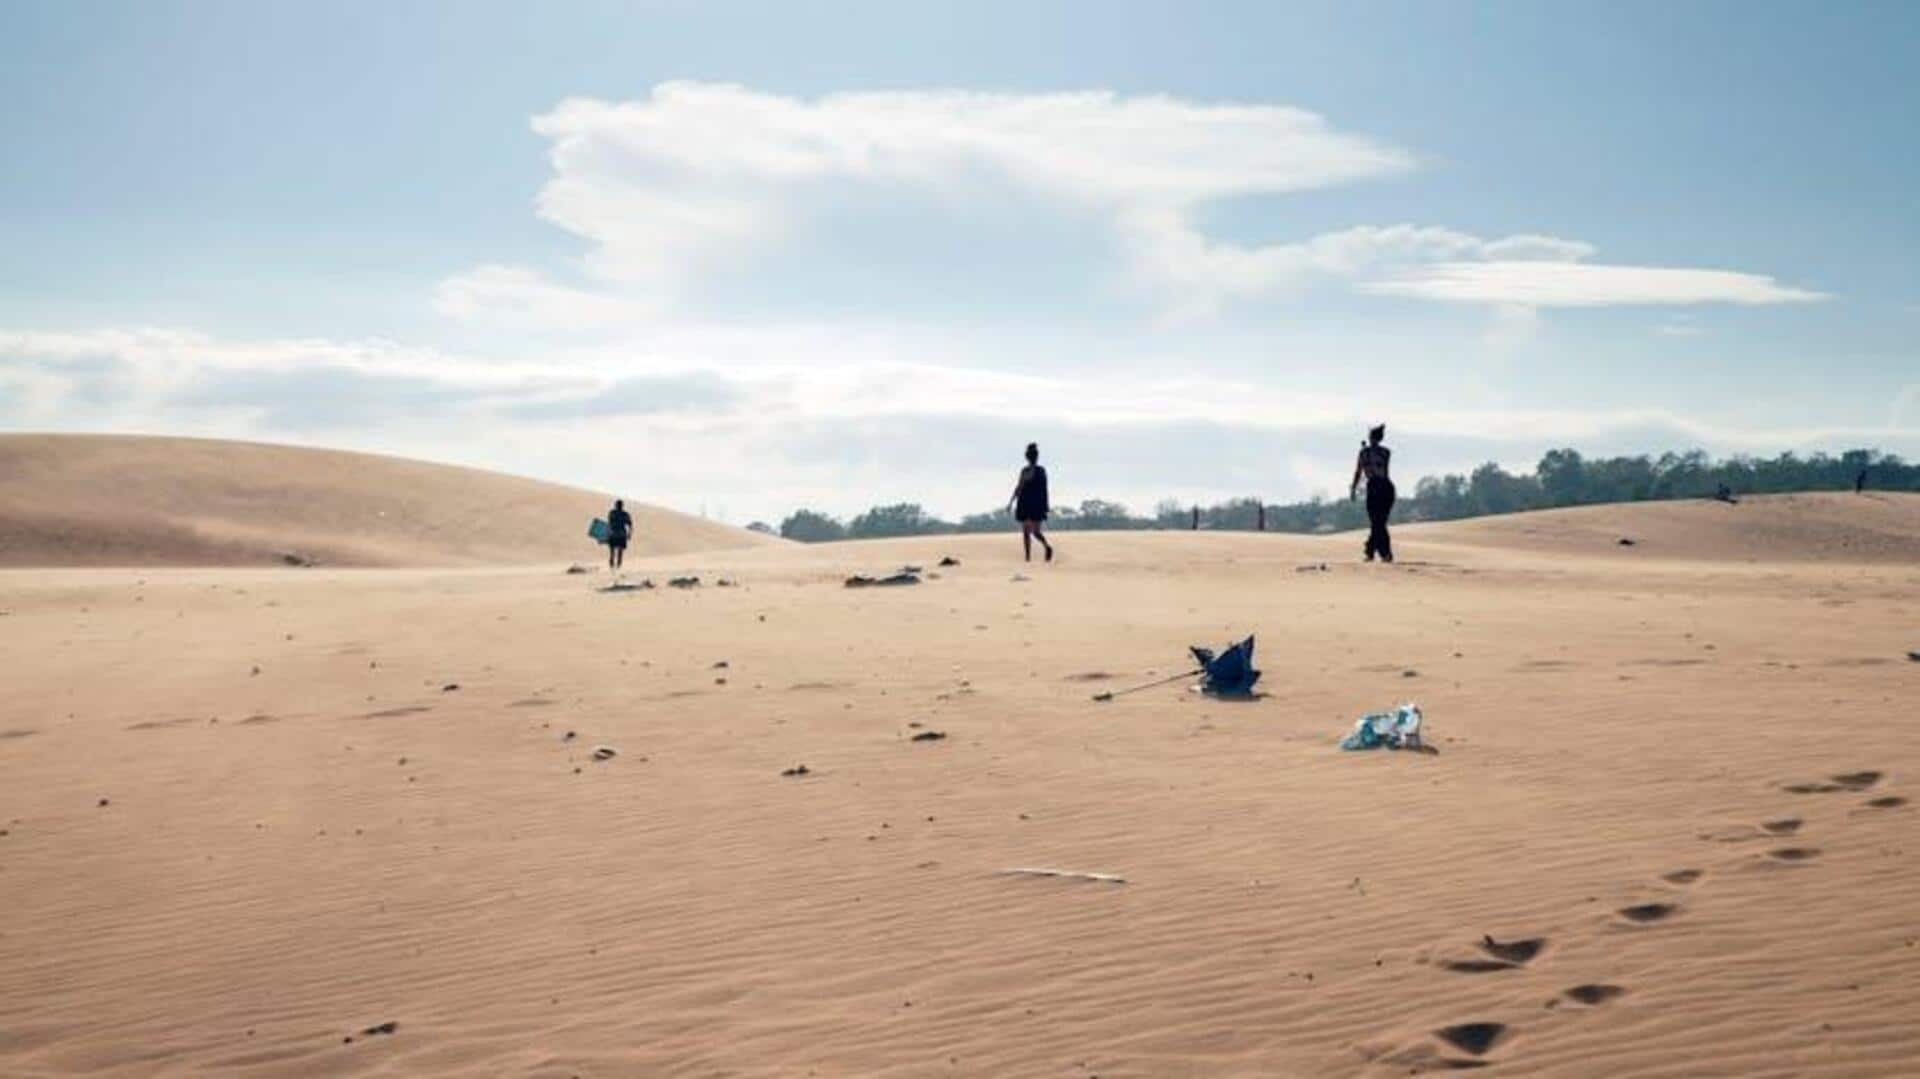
[2,495,1917,1076]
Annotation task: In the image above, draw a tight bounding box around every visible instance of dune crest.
[1412,490,1920,563]
[0,434,777,567]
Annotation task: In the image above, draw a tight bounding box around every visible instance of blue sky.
[3,1,1914,522]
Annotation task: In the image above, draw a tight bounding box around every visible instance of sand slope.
[1415,491,1920,564]
[1,495,1916,1076]
[0,435,777,567]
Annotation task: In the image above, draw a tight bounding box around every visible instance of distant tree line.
[774,448,1917,542]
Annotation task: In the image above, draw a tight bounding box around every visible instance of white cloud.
[1118,221,1602,318]
[1365,261,1827,307]
[7,323,1911,522]
[432,264,650,329]
[438,82,1824,326]
[447,82,1419,324]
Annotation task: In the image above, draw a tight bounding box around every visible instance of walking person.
[606,499,634,571]
[1009,442,1054,563]
[1349,425,1395,563]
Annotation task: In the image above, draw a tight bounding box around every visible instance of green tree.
[846,503,952,538]
[1537,448,1587,505]
[779,509,845,543]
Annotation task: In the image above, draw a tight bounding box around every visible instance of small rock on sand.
[591,745,618,761]
[911,730,947,742]
[782,764,811,777]
[846,572,919,588]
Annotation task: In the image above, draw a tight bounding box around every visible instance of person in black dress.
[606,499,633,570]
[1009,442,1054,563]
[1349,425,1394,563]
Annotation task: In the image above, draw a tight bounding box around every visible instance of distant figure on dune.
[1010,442,1054,563]
[1856,467,1868,494]
[606,499,634,570]
[1350,424,1395,563]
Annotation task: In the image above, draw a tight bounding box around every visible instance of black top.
[608,507,633,539]
[1358,444,1391,482]
[1014,465,1050,521]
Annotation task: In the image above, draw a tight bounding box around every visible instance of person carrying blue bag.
[603,499,633,571]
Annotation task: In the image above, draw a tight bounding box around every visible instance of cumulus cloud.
[435,82,1823,325]
[1364,261,1828,307]
[445,82,1419,323]
[1120,221,1602,317]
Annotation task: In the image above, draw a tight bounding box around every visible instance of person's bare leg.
[1036,524,1053,562]
[1021,522,1033,562]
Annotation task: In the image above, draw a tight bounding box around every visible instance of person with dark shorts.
[607,499,633,571]
[1009,442,1054,563]
[1349,425,1395,563]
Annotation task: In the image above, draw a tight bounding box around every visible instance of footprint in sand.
[1562,984,1627,1006]
[1785,771,1882,794]
[1864,796,1907,809]
[1661,868,1705,885]
[1435,1021,1508,1058]
[360,706,432,719]
[0,727,40,740]
[1478,935,1545,964]
[1617,902,1677,925]
[1761,818,1803,835]
[1440,959,1518,974]
[1831,771,1882,790]
[125,717,199,731]
[1767,847,1822,863]
[1441,935,1544,973]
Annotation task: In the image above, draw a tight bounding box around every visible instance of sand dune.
[0,434,777,567]
[1415,490,1920,564]
[1,491,1916,1076]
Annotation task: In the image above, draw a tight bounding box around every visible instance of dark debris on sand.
[846,572,920,588]
[343,1020,398,1044]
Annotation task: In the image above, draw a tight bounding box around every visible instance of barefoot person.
[1349,425,1395,563]
[1009,442,1054,563]
[606,499,634,571]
